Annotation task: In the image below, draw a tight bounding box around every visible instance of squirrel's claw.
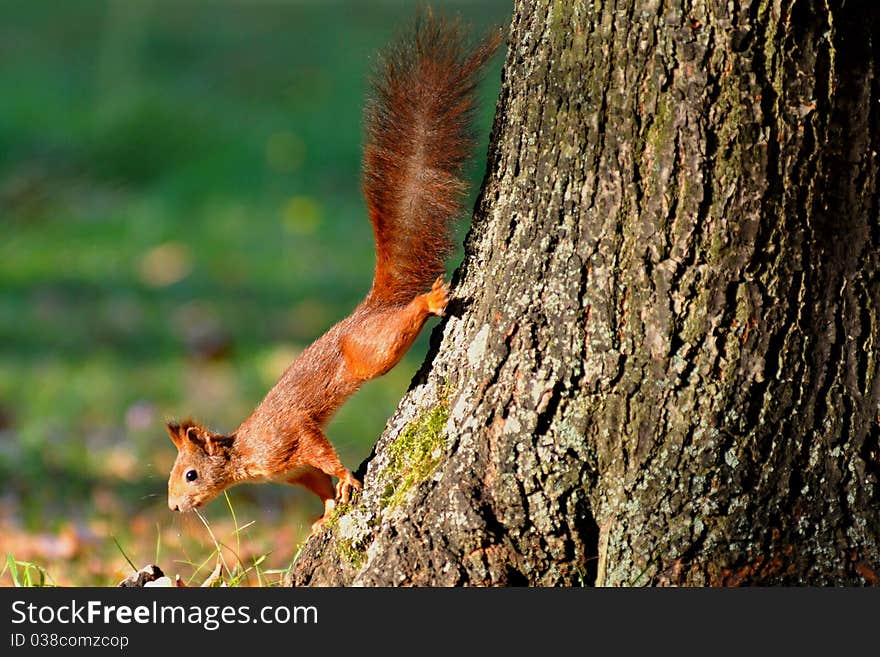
[336,471,362,505]
[310,497,336,534]
[309,475,359,533]
[425,277,450,317]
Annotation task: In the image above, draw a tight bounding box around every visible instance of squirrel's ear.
[184,425,205,450]
[204,433,235,457]
[166,421,183,449]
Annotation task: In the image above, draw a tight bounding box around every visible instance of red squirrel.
[166,12,501,529]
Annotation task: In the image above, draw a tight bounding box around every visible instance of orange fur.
[166,11,501,529]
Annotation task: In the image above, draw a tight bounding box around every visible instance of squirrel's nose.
[169,500,180,512]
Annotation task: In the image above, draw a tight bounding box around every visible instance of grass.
[1,553,56,587]
[0,460,325,587]
[101,492,290,587]
[0,0,509,585]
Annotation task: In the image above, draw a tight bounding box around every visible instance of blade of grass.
[201,561,224,587]
[253,554,265,587]
[26,564,46,587]
[215,539,254,585]
[3,556,55,588]
[233,520,256,535]
[228,554,267,587]
[40,563,57,587]
[111,536,138,573]
[180,551,219,586]
[188,508,255,586]
[15,560,54,587]
[263,562,294,587]
[6,553,21,587]
[223,491,242,580]
[194,509,231,578]
[180,542,249,586]
[289,541,306,568]
[221,494,263,587]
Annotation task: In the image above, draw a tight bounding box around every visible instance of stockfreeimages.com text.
[11,600,317,631]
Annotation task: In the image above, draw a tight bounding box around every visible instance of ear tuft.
[179,418,198,433]
[166,421,183,448]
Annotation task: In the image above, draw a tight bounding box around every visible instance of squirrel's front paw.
[336,471,362,504]
[425,277,450,317]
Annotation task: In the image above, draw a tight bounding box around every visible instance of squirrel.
[166,12,502,530]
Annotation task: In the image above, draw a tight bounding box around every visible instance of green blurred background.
[0,0,509,585]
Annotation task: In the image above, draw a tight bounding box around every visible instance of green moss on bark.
[379,401,450,509]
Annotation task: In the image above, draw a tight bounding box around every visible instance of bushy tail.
[362,10,502,306]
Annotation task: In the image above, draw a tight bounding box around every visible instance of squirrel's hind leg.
[343,278,450,382]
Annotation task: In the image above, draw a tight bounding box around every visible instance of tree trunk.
[288,0,880,586]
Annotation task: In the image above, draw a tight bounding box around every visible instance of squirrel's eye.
[185,470,198,482]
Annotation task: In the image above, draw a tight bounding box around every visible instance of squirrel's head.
[166,419,235,512]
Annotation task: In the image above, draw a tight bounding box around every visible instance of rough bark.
[288,0,880,586]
